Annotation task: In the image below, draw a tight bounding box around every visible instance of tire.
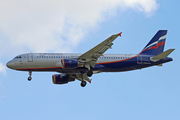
[28,77,32,81]
[81,81,87,87]
[87,70,93,77]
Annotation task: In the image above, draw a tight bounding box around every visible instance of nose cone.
[6,61,14,69]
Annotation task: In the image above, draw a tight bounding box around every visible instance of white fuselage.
[7,53,136,71]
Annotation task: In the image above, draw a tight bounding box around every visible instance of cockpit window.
[14,56,22,59]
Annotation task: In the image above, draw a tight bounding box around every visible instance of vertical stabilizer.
[140,30,167,55]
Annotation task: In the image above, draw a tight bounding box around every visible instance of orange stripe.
[97,41,164,65]
[54,75,56,84]
[63,59,65,68]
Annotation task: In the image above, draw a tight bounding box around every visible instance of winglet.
[117,32,122,37]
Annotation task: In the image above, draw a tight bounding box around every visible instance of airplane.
[6,30,174,87]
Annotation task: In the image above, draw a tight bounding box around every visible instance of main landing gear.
[80,70,93,87]
[80,73,87,87]
[28,71,32,81]
[87,70,93,77]
[81,81,87,87]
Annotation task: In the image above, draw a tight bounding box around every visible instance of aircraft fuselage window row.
[36,56,131,59]
[14,55,131,60]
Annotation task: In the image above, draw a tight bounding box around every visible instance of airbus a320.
[6,30,174,87]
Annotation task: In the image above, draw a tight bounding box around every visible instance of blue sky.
[0,0,180,120]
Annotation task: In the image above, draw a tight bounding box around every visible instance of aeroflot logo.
[144,35,166,50]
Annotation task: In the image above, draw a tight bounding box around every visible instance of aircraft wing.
[78,32,122,69]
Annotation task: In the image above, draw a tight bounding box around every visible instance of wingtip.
[117,32,122,37]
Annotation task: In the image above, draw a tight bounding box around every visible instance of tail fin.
[140,30,167,55]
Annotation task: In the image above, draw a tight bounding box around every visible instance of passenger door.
[28,53,33,62]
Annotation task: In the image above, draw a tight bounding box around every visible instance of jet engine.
[61,59,80,69]
[52,74,75,84]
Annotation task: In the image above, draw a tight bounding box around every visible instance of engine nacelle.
[61,59,79,69]
[52,74,75,84]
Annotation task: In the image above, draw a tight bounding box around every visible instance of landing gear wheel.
[87,70,93,77]
[81,81,87,87]
[28,77,32,81]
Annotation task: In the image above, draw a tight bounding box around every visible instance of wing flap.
[75,73,91,82]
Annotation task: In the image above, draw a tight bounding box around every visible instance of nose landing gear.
[28,71,32,81]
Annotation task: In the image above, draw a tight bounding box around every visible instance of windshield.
[14,56,22,59]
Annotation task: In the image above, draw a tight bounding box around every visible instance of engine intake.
[52,74,75,84]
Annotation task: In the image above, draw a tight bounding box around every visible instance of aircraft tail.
[140,30,167,55]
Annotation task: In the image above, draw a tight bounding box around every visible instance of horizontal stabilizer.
[150,49,175,62]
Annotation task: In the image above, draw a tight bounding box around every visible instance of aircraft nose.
[6,61,14,69]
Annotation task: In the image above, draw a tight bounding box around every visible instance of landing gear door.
[137,55,142,64]
[28,53,33,62]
